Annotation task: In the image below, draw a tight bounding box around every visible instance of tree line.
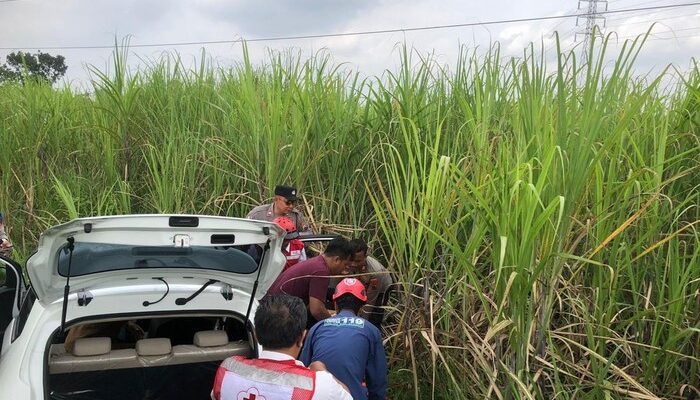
[0,51,67,84]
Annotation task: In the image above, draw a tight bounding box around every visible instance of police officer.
[300,278,388,400]
[247,185,312,235]
[212,295,351,400]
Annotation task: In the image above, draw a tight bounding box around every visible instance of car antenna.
[59,237,75,333]
[244,238,270,328]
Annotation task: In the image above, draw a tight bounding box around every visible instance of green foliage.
[0,51,68,84]
[0,37,697,399]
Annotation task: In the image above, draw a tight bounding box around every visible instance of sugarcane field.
[0,2,699,399]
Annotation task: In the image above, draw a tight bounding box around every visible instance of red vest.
[282,239,305,271]
[212,356,316,400]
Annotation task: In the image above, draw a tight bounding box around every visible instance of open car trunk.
[47,314,250,400]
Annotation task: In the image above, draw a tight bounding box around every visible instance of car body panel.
[0,281,265,399]
[0,214,284,399]
[48,277,261,322]
[0,255,25,351]
[26,215,286,304]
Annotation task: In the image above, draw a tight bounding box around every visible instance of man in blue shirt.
[300,278,388,400]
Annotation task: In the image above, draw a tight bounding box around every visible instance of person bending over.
[211,295,351,400]
[265,237,352,328]
[301,278,388,400]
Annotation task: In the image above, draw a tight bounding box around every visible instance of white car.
[0,215,287,400]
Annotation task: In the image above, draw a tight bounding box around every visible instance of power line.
[607,12,699,26]
[1,2,699,50]
[549,7,584,33]
[605,6,699,23]
[615,25,700,39]
[611,0,676,7]
[645,32,700,40]
[612,32,700,42]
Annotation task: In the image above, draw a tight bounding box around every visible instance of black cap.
[274,185,298,201]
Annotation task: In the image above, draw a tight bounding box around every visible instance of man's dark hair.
[254,295,307,349]
[324,236,353,260]
[348,239,369,256]
[335,293,365,314]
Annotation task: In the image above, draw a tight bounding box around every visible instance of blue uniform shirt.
[300,310,388,399]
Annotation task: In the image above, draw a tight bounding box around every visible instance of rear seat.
[49,330,250,373]
[49,337,139,374]
[136,337,174,366]
[170,330,250,364]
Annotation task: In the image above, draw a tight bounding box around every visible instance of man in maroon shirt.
[266,237,353,328]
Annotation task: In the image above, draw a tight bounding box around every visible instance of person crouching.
[211,295,351,400]
[300,278,388,400]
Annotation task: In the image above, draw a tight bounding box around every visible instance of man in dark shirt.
[300,278,388,399]
[266,237,352,328]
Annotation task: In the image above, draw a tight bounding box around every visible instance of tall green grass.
[0,35,697,399]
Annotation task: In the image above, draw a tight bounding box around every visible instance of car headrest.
[136,338,172,356]
[194,330,228,347]
[72,337,111,356]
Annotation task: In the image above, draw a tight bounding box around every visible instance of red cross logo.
[237,388,266,400]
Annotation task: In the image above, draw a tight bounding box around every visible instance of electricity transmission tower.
[575,0,608,64]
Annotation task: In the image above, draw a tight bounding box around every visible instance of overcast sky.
[1,0,699,87]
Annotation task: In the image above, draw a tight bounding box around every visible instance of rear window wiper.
[175,279,219,305]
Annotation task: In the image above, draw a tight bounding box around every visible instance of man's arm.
[366,329,388,400]
[299,326,315,366]
[313,370,353,400]
[309,297,332,321]
[308,274,331,321]
[309,362,350,393]
[293,212,313,236]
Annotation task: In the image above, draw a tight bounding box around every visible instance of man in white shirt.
[211,295,352,400]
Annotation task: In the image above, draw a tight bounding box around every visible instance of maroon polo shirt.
[266,255,330,303]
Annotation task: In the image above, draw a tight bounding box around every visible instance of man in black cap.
[247,185,312,235]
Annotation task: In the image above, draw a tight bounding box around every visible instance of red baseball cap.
[273,216,299,240]
[333,278,368,302]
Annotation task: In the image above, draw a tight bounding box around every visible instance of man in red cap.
[300,278,388,400]
[247,185,312,235]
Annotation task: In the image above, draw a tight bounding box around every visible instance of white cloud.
[0,0,697,84]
